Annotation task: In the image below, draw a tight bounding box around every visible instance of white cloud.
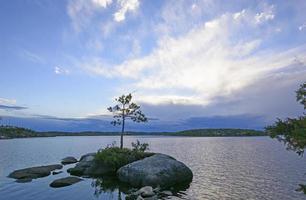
[113,0,140,22]
[54,66,70,75]
[19,49,45,64]
[254,4,275,24]
[0,98,16,105]
[101,20,118,37]
[191,3,197,10]
[81,8,306,107]
[67,0,114,32]
[134,95,207,106]
[92,0,113,8]
[233,9,246,20]
[67,0,140,31]
[299,23,306,31]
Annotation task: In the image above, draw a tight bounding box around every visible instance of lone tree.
[108,93,148,149]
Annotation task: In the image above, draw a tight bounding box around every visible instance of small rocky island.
[8,143,193,199]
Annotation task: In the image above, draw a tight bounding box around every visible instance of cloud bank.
[81,6,306,109]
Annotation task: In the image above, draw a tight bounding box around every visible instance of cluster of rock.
[8,157,81,187]
[65,152,193,189]
[8,164,63,183]
[8,151,193,197]
[126,186,173,200]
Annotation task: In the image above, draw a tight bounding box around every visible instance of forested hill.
[0,126,41,139]
[0,126,266,139]
[168,128,266,136]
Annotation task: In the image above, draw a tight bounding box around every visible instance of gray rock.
[161,190,172,196]
[80,153,96,162]
[50,176,83,188]
[143,196,158,200]
[67,152,114,177]
[52,171,63,175]
[9,164,63,180]
[136,196,144,200]
[67,153,96,176]
[16,178,32,183]
[67,167,84,176]
[117,154,193,187]
[85,163,113,176]
[135,186,155,197]
[61,156,78,165]
[153,186,160,193]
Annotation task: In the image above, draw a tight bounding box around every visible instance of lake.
[0,136,306,200]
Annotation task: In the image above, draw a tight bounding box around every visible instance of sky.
[0,0,305,132]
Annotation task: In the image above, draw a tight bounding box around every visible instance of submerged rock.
[50,176,83,188]
[61,156,78,165]
[9,164,63,181]
[117,154,193,187]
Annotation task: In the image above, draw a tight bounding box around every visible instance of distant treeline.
[0,126,266,139]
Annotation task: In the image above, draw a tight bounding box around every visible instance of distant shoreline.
[0,126,266,139]
[0,135,270,141]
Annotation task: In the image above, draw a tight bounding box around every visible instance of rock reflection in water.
[91,176,191,199]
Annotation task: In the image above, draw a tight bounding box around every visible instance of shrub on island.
[94,141,153,172]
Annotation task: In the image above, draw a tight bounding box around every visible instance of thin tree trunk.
[120,116,125,149]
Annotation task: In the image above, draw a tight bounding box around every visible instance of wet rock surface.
[67,153,94,176]
[61,156,78,165]
[49,176,83,188]
[117,154,193,187]
[8,164,63,181]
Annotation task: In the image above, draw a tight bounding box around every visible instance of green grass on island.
[0,126,266,139]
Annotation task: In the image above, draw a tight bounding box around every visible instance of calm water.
[0,136,306,200]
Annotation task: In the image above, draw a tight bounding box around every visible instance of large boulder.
[8,164,63,182]
[61,156,78,165]
[50,176,83,188]
[117,154,193,188]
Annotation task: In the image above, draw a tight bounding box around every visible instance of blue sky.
[0,0,305,131]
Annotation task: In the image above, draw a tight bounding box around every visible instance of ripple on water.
[0,136,306,200]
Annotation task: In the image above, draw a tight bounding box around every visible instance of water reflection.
[91,176,130,199]
[91,175,191,199]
